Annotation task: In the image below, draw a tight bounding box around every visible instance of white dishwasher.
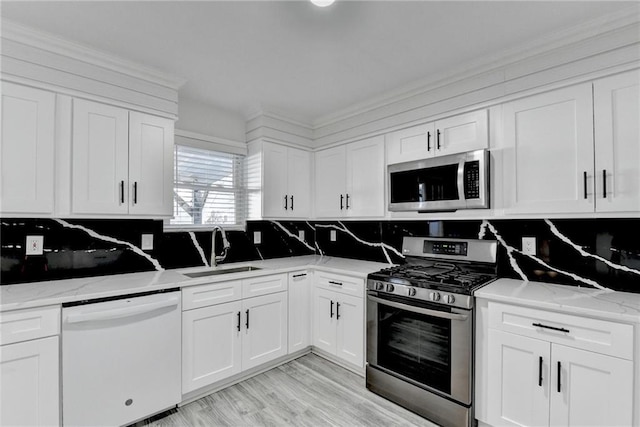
[62,290,181,427]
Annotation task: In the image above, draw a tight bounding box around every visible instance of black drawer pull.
[284,195,288,210]
[328,281,343,286]
[237,311,241,332]
[330,300,334,318]
[436,129,441,149]
[583,171,588,199]
[336,302,341,320]
[245,309,250,330]
[532,323,570,333]
[538,356,543,387]
[292,273,307,278]
[602,169,607,198]
[340,194,344,210]
[557,361,562,393]
[427,131,431,151]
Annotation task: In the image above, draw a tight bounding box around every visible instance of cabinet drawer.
[488,302,633,360]
[315,271,364,298]
[182,280,242,311]
[0,305,60,345]
[242,274,287,299]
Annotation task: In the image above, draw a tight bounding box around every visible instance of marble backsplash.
[1,218,639,293]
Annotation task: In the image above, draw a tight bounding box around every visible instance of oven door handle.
[368,295,468,321]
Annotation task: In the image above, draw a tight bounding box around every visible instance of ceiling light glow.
[310,0,335,7]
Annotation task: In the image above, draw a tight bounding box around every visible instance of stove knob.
[443,294,456,304]
[386,284,395,293]
[429,292,441,302]
[407,287,417,297]
[375,282,385,291]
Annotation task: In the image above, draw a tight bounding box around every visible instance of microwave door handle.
[457,157,466,203]
[368,295,468,321]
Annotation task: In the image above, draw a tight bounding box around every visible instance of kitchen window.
[169,143,247,228]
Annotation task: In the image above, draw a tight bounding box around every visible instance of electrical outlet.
[26,235,44,255]
[253,231,261,244]
[330,230,337,242]
[298,230,305,240]
[141,234,154,250]
[522,237,537,255]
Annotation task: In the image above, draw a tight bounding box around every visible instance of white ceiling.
[1,1,637,124]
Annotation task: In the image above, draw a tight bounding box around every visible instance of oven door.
[366,292,472,405]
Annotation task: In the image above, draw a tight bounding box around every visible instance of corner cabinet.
[0,82,56,215]
[486,302,634,427]
[315,135,385,218]
[288,271,311,353]
[72,99,174,216]
[312,272,364,368]
[502,69,640,215]
[386,109,488,165]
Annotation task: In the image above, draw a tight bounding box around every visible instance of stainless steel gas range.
[366,236,497,427]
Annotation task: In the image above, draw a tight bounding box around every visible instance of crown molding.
[1,20,187,90]
[175,129,245,148]
[312,5,640,129]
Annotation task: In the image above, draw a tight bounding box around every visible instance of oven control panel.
[366,280,472,310]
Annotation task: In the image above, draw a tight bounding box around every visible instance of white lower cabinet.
[181,274,288,395]
[288,271,311,353]
[486,302,634,427]
[312,273,364,368]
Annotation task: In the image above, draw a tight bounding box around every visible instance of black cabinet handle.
[330,300,334,318]
[336,302,341,320]
[340,194,344,210]
[602,169,607,198]
[237,311,241,332]
[133,182,138,204]
[120,180,125,204]
[245,309,250,330]
[437,129,441,149]
[532,323,570,333]
[292,273,307,278]
[427,131,431,151]
[583,171,588,199]
[346,194,350,210]
[557,361,562,393]
[328,280,343,286]
[538,356,543,387]
[290,195,294,211]
[284,195,288,210]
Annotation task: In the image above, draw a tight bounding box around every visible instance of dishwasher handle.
[65,296,179,324]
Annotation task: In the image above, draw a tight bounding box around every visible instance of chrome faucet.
[210,225,230,267]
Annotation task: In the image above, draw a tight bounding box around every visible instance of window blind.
[170,144,247,227]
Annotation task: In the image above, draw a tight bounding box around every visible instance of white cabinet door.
[1,82,55,214]
[128,112,174,216]
[314,145,346,218]
[335,293,364,368]
[242,292,288,371]
[288,271,311,353]
[312,287,337,354]
[594,70,640,213]
[346,135,385,217]
[287,147,311,218]
[262,142,288,217]
[487,329,550,427]
[182,301,242,393]
[0,336,59,426]
[503,84,595,214]
[386,122,435,164]
[72,99,129,214]
[549,345,633,427]
[434,109,488,156]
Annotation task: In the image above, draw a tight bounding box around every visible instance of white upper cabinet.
[502,84,595,214]
[128,112,174,216]
[315,135,385,218]
[72,99,174,216]
[1,82,55,215]
[386,110,488,164]
[261,142,311,218]
[593,70,640,213]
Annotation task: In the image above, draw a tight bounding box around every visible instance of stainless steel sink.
[184,266,262,278]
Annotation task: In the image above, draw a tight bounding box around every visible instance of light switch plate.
[141,234,154,250]
[26,235,44,255]
[330,230,337,242]
[254,231,261,244]
[522,237,536,255]
[298,230,305,240]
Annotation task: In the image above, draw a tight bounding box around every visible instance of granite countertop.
[476,278,640,324]
[0,255,390,312]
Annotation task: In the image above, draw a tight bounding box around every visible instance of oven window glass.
[390,164,459,203]
[377,303,451,394]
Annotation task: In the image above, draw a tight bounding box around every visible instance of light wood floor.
[144,353,437,427]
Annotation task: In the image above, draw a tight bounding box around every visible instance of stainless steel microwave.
[388,149,489,212]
